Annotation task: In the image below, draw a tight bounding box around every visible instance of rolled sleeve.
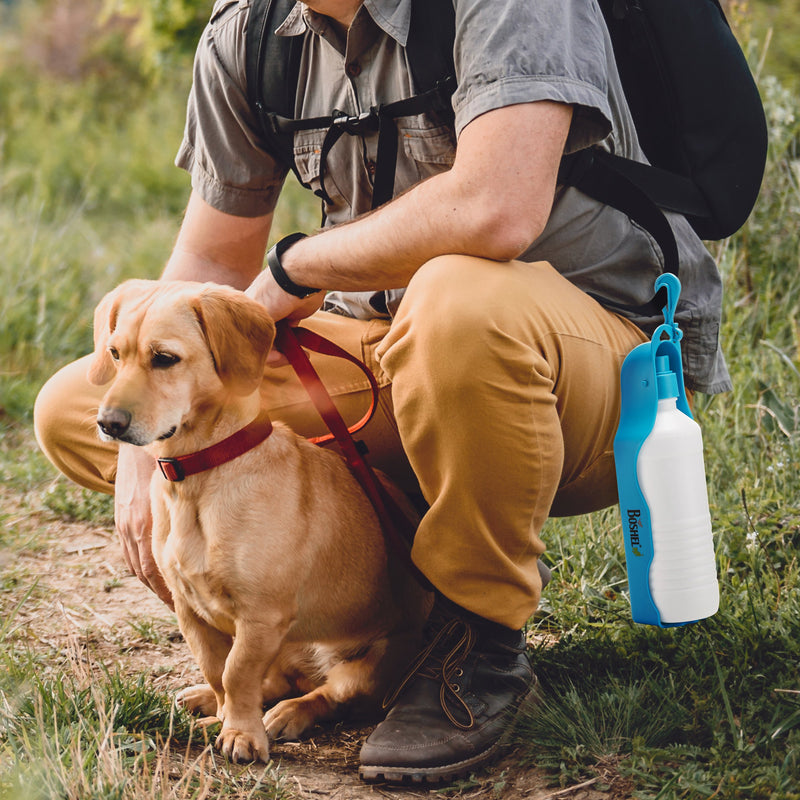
[175,1,287,217]
[452,0,613,152]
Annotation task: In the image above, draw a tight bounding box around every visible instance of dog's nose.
[97,408,132,439]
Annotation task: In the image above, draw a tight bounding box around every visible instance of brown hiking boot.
[358,597,536,785]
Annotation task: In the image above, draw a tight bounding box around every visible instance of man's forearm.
[161,193,274,289]
[161,248,260,289]
[276,171,489,292]
[278,149,558,294]
[277,102,571,293]
[240,166,488,319]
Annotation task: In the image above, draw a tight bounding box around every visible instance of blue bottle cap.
[655,355,678,400]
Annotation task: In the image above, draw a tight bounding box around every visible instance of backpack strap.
[571,152,711,221]
[269,81,455,208]
[245,0,306,182]
[559,148,676,318]
[404,0,456,96]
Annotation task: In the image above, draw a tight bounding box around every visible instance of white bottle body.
[636,398,719,623]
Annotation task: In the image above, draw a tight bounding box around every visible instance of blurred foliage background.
[0,0,318,420]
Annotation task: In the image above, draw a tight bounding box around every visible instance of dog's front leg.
[151,493,231,720]
[216,615,289,764]
[173,599,232,720]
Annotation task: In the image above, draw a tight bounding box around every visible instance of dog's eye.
[108,347,120,361]
[151,352,180,369]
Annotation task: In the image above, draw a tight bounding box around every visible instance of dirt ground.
[1,492,626,800]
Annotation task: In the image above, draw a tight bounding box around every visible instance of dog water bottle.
[614,274,719,626]
[636,356,719,623]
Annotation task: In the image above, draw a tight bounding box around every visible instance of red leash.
[275,321,431,590]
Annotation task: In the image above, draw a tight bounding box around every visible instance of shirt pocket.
[394,123,456,189]
[292,129,350,214]
[399,123,456,167]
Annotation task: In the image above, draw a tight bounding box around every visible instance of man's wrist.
[267,233,320,298]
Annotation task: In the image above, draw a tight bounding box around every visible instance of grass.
[0,645,290,800]
[1,3,800,798]
[0,558,292,799]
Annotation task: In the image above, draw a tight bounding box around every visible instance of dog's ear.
[87,279,160,385]
[191,287,276,396]
[87,285,125,386]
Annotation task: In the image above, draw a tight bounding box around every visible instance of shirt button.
[366,160,376,176]
[345,60,362,78]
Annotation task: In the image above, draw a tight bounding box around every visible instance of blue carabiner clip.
[655,274,682,345]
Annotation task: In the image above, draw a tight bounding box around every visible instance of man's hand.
[115,444,174,608]
[244,267,326,365]
[244,267,326,322]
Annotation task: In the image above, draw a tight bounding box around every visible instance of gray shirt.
[176,0,731,393]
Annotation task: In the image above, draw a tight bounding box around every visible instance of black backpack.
[245,0,768,305]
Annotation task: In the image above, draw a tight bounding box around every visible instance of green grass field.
[2,3,800,798]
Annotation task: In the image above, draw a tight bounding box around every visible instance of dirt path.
[1,494,616,800]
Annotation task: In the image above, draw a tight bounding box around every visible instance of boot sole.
[358,741,501,785]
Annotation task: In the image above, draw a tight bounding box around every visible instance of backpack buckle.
[332,109,379,136]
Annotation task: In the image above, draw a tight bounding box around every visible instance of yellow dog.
[89,279,430,763]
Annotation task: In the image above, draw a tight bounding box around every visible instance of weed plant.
[1,4,800,799]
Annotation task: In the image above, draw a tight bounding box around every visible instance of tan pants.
[34,256,647,629]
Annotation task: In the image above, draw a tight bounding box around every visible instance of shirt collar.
[275,0,411,46]
[274,2,309,36]
[362,0,410,46]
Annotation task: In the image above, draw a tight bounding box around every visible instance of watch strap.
[267,233,319,298]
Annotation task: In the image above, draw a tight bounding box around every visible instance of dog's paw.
[216,726,270,763]
[176,684,218,717]
[263,695,330,740]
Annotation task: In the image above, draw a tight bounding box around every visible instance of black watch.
[267,233,320,298]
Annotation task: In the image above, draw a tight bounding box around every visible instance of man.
[34,0,730,784]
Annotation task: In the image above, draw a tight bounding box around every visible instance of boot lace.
[383,618,478,729]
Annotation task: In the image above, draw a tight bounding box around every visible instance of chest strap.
[265,77,455,210]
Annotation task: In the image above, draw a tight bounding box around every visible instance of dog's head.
[88,279,275,446]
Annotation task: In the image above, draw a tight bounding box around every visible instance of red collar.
[157,410,273,482]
